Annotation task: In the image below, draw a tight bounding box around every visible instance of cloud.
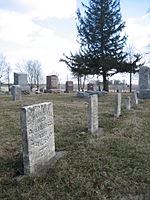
[12,0,77,19]
[125,13,150,51]
[125,13,150,66]
[0,1,78,83]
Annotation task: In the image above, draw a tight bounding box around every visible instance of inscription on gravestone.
[88,95,99,134]
[21,102,55,175]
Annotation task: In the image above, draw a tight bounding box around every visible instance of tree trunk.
[103,72,109,91]
[130,71,132,93]
[77,76,80,91]
[82,75,86,92]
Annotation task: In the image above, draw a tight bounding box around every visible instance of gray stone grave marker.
[139,66,150,99]
[21,102,55,176]
[11,85,22,101]
[88,94,98,134]
[114,93,121,117]
[46,75,58,90]
[65,81,73,93]
[132,91,138,105]
[14,73,30,93]
[88,95,103,134]
[126,96,131,111]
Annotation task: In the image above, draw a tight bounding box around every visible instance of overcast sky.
[0,0,150,83]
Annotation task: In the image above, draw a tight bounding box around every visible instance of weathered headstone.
[21,102,55,176]
[65,81,73,93]
[139,66,150,99]
[114,93,121,117]
[11,85,22,101]
[88,94,99,134]
[132,91,138,105]
[126,96,131,111]
[46,75,58,90]
[14,73,30,93]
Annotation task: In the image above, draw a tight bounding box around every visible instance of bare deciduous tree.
[126,45,142,92]
[16,59,43,90]
[0,55,11,90]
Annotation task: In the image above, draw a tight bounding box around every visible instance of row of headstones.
[20,94,104,176]
[20,91,138,176]
[114,91,138,118]
[13,73,74,93]
[13,73,107,94]
[46,75,73,93]
[88,91,138,135]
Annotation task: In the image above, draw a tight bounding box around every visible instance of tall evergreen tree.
[77,0,127,91]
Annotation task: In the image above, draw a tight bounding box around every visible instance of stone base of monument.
[15,151,67,180]
[89,127,104,136]
[30,151,67,177]
[44,89,64,93]
[138,89,150,99]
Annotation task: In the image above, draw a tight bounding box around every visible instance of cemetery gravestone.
[46,75,58,90]
[65,81,73,93]
[126,96,131,111]
[139,66,150,99]
[21,102,55,176]
[11,85,22,101]
[114,93,121,117]
[14,73,30,93]
[132,91,138,105]
[88,94,99,134]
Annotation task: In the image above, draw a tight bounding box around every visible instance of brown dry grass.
[0,92,150,199]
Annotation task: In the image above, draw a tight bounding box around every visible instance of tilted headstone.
[126,96,131,111]
[132,91,138,105]
[46,75,58,90]
[88,94,99,134]
[11,85,22,101]
[65,81,73,93]
[114,93,121,117]
[21,102,55,176]
[139,66,150,99]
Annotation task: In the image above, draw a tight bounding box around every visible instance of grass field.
[0,92,150,200]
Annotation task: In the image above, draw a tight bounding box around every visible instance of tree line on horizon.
[60,0,145,92]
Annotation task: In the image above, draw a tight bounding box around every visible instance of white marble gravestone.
[132,91,138,105]
[88,95,99,134]
[114,93,121,117]
[126,96,131,111]
[21,102,55,176]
